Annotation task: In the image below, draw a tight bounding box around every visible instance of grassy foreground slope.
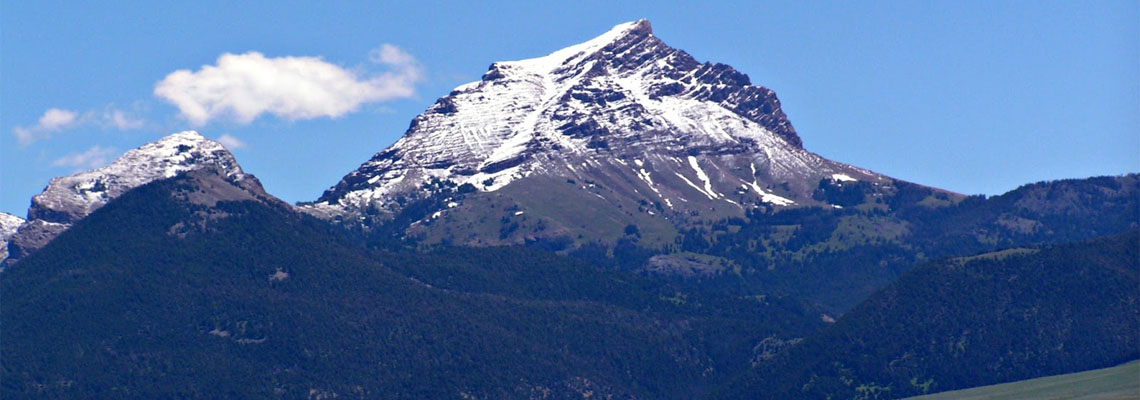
[904,361,1139,400]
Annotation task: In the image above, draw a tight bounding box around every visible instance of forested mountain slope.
[732,230,1139,399]
[1,170,820,399]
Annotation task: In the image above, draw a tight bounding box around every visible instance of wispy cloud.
[50,145,119,171]
[13,107,146,146]
[154,44,423,126]
[14,108,80,145]
[103,109,145,130]
[216,134,247,149]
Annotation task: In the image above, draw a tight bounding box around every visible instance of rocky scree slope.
[304,20,911,245]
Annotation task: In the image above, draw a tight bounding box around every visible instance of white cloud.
[39,109,79,130]
[216,134,247,149]
[13,107,145,146]
[370,44,418,68]
[13,108,80,145]
[154,44,423,126]
[50,145,119,171]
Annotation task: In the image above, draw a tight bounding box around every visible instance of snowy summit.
[305,19,891,242]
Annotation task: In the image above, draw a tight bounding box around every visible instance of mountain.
[1,166,822,399]
[4,162,1134,398]
[289,19,1137,315]
[0,212,25,261]
[303,20,917,247]
[732,230,1140,399]
[3,131,246,264]
[2,19,1136,400]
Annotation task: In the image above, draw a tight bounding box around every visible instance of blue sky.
[2,1,1137,215]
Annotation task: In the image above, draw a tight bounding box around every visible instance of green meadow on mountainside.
[904,361,1139,400]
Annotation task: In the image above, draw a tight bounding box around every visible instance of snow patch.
[635,167,663,198]
[484,130,532,165]
[831,173,856,182]
[741,178,795,206]
[675,172,716,200]
[268,268,289,281]
[687,156,720,198]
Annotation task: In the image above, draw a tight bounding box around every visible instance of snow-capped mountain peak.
[5,131,247,263]
[307,20,895,244]
[27,130,244,223]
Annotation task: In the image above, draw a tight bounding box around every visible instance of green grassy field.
[905,361,1139,400]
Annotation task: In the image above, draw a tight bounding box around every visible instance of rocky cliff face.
[303,20,902,245]
[5,131,249,263]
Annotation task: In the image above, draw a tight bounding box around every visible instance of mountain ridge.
[1,165,820,399]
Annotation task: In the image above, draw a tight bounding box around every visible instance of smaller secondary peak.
[5,131,249,264]
[31,130,246,221]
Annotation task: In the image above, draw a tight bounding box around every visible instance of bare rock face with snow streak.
[306,20,901,244]
[5,131,249,263]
